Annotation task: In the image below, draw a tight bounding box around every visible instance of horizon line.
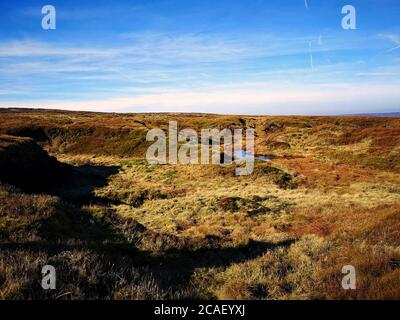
[1,107,399,118]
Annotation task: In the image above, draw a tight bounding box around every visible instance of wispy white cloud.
[0,89,25,95]
[378,34,400,52]
[1,82,399,115]
[0,31,398,114]
[0,31,376,65]
[0,40,117,58]
[0,31,383,88]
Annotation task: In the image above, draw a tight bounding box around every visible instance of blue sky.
[0,0,399,115]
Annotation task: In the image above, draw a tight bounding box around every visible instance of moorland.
[0,108,399,300]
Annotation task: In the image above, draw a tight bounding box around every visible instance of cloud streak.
[1,82,399,115]
[0,30,399,114]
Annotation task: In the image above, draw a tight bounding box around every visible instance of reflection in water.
[234,150,271,161]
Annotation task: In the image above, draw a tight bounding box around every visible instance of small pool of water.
[234,150,271,161]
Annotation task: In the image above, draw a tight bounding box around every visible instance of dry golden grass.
[0,109,399,300]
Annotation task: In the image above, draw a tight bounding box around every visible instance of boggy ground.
[0,108,399,300]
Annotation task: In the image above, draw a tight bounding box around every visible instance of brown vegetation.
[0,108,399,300]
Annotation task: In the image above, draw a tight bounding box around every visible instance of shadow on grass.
[1,140,296,299]
[0,140,120,205]
[146,238,296,296]
[49,163,121,205]
[0,238,295,299]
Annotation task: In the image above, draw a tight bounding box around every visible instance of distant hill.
[341,112,400,117]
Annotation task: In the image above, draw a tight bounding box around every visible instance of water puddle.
[234,150,271,161]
